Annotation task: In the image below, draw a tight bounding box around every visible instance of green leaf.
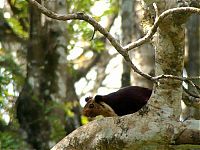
[6,17,28,38]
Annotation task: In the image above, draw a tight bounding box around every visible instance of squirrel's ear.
[85,97,92,102]
[94,95,103,102]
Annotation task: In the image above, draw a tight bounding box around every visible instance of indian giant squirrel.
[82,86,152,117]
[83,86,200,121]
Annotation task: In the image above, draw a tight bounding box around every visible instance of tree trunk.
[130,1,154,89]
[16,0,77,149]
[186,14,200,88]
[16,1,51,149]
[182,14,200,120]
[121,0,133,87]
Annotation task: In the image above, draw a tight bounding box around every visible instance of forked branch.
[29,0,200,99]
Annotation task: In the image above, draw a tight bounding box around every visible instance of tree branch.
[29,0,200,99]
[51,116,200,149]
[153,74,200,98]
[29,0,123,53]
[29,0,153,81]
[123,7,200,51]
[182,90,200,108]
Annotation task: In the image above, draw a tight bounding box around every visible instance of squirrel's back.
[82,86,152,117]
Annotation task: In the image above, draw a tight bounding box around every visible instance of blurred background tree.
[0,0,199,149]
[0,0,119,149]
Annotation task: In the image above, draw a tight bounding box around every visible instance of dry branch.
[29,0,200,99]
[29,0,153,81]
[123,7,200,51]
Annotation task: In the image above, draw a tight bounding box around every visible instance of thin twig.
[90,28,96,41]
[183,86,200,98]
[153,74,200,98]
[153,2,159,20]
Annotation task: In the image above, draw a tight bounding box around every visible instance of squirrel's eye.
[89,104,94,108]
[85,97,91,102]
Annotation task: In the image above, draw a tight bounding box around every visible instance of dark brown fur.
[82,86,152,117]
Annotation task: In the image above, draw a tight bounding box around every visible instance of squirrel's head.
[82,95,117,118]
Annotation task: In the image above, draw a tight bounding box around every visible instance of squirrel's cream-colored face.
[82,97,117,117]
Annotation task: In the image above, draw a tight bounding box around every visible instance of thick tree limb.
[50,115,200,150]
